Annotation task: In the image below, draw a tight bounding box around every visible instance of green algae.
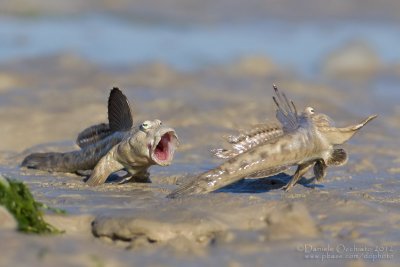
[0,175,61,234]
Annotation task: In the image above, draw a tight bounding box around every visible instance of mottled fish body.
[168,85,376,198]
[22,88,179,186]
[22,132,125,172]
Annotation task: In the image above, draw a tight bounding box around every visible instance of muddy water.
[0,15,400,267]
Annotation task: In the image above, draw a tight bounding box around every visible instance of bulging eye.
[141,120,151,130]
[306,107,315,114]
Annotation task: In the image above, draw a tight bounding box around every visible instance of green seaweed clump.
[0,175,61,234]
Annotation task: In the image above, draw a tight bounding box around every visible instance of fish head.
[301,106,336,128]
[297,106,333,129]
[302,106,377,145]
[130,119,179,166]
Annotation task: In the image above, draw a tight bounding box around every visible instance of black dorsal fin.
[76,123,112,148]
[108,87,133,131]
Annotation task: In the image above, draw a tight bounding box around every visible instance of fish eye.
[306,107,315,114]
[141,121,151,130]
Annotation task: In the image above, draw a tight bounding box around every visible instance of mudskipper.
[22,88,179,186]
[168,85,376,198]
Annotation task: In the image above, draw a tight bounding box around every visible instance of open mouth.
[152,131,177,165]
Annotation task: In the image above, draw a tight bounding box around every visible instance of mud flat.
[0,52,399,267]
[2,0,400,23]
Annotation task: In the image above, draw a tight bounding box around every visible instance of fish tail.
[166,179,202,198]
[167,167,226,198]
[21,151,82,172]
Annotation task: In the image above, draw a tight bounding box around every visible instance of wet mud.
[1,5,400,266]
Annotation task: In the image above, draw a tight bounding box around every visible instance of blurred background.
[1,3,400,266]
[0,0,399,153]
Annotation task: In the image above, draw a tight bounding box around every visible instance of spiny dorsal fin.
[76,123,112,148]
[273,85,299,132]
[108,87,133,132]
[76,88,133,148]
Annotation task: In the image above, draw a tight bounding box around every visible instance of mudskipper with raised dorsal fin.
[168,85,376,198]
[22,88,179,186]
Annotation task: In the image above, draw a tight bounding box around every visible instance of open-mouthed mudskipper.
[22,87,179,186]
[167,85,376,198]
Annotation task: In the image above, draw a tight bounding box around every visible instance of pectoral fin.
[85,149,123,186]
[327,148,348,166]
[311,149,346,183]
[313,160,327,182]
[283,161,314,191]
